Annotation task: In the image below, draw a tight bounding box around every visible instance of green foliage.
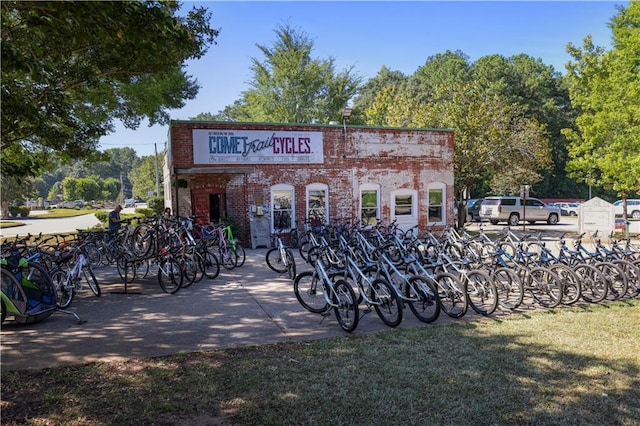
[8,205,30,217]
[94,211,108,223]
[1,1,219,178]
[129,154,163,199]
[134,207,155,218]
[147,196,165,215]
[221,23,362,123]
[563,2,640,199]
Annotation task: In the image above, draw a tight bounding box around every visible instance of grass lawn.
[1,300,639,425]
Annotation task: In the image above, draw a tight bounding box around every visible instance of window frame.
[427,183,446,226]
[306,183,329,227]
[359,183,381,226]
[270,184,295,232]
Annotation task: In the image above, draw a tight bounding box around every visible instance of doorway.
[210,193,222,224]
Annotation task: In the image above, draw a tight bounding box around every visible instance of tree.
[129,154,164,199]
[350,66,407,125]
[1,1,219,178]
[563,1,640,214]
[471,54,581,198]
[221,23,362,124]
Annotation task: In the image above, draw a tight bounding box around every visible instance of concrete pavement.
[0,248,528,371]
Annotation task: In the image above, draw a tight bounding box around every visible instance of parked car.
[555,202,580,216]
[124,198,135,208]
[480,196,561,226]
[466,198,484,222]
[613,199,640,219]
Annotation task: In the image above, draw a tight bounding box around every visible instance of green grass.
[2,300,639,425]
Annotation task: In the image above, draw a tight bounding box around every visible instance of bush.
[147,196,165,216]
[134,207,155,218]
[94,211,108,222]
[8,205,30,218]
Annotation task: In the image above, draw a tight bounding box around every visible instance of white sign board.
[579,197,615,236]
[193,129,324,165]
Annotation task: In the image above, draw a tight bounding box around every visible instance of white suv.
[613,199,640,219]
[480,196,561,226]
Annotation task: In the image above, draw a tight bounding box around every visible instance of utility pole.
[120,173,124,204]
[154,143,161,197]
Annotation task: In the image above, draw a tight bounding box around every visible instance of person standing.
[108,205,123,233]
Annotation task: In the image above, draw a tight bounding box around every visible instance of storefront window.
[428,188,443,223]
[360,184,380,226]
[394,194,413,216]
[306,184,328,227]
[271,185,294,231]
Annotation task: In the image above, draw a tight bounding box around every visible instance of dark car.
[466,198,484,222]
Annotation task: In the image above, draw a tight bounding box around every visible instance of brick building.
[164,121,455,246]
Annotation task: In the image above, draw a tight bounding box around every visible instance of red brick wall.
[168,121,454,244]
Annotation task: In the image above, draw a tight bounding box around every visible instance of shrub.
[19,206,30,217]
[147,196,165,215]
[134,207,154,218]
[94,211,108,222]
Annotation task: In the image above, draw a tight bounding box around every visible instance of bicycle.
[50,248,100,308]
[266,231,297,280]
[155,244,184,294]
[339,249,403,327]
[293,247,359,332]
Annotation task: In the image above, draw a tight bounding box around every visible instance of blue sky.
[99,1,624,157]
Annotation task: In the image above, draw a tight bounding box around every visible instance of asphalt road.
[0,208,138,238]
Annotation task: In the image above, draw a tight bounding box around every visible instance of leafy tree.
[77,176,102,202]
[102,178,121,202]
[471,54,582,198]
[563,1,640,213]
[350,66,407,125]
[61,178,80,202]
[1,1,219,178]
[129,154,164,199]
[222,23,362,123]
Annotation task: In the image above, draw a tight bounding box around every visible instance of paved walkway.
[0,249,525,371]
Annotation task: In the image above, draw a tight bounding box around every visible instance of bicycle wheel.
[232,244,246,267]
[526,267,563,308]
[201,248,220,280]
[82,243,102,270]
[82,265,101,297]
[132,224,154,257]
[465,270,498,316]
[117,258,136,283]
[615,259,640,297]
[179,251,198,289]
[135,259,151,279]
[158,257,183,294]
[219,246,237,270]
[597,261,628,300]
[549,264,581,305]
[434,272,468,318]
[50,268,74,309]
[573,263,607,303]
[293,271,329,313]
[491,267,524,310]
[331,279,359,333]
[266,248,288,273]
[405,274,440,323]
[370,278,403,327]
[285,249,297,280]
